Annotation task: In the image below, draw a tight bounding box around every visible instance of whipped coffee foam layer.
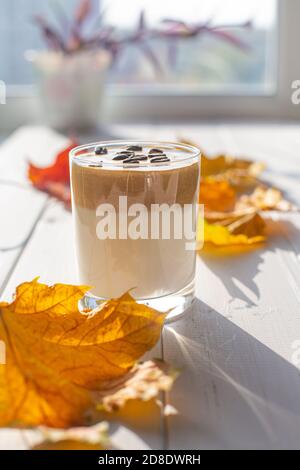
[72,162,199,210]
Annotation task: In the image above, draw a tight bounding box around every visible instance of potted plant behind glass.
[28,0,250,131]
[27,0,112,131]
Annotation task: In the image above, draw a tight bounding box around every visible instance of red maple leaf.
[28,141,78,209]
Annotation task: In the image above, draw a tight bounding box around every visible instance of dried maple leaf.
[28,141,77,207]
[224,212,266,238]
[179,138,265,188]
[200,155,264,190]
[237,186,297,212]
[224,164,265,190]
[200,178,236,213]
[204,205,257,223]
[0,280,166,428]
[32,422,109,450]
[28,141,77,187]
[203,213,266,247]
[97,360,178,413]
[201,153,263,179]
[182,137,297,250]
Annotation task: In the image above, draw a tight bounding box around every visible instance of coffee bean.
[149,153,167,158]
[123,158,141,164]
[113,154,128,161]
[126,145,143,152]
[119,151,135,157]
[149,148,164,155]
[133,155,148,161]
[150,157,171,163]
[95,146,107,155]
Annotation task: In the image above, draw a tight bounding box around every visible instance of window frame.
[1,0,300,131]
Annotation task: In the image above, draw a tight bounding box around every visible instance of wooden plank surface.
[1,124,300,449]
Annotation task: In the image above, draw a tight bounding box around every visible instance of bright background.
[0,0,277,92]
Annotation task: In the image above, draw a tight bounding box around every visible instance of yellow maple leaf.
[0,280,165,428]
[180,138,296,251]
[203,214,266,247]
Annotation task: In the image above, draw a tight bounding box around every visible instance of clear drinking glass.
[70,141,201,323]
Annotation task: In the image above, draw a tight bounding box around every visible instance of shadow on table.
[200,247,264,307]
[199,217,300,307]
[163,297,300,450]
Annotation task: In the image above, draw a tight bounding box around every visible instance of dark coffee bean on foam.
[149,148,164,155]
[150,157,171,164]
[113,154,128,161]
[123,158,141,164]
[126,145,143,152]
[95,146,107,155]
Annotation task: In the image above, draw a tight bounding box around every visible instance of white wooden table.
[1,124,300,450]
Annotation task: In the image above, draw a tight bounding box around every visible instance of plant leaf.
[179,138,265,184]
[74,0,92,25]
[28,141,77,207]
[33,15,66,52]
[237,186,298,212]
[97,360,178,413]
[28,141,77,188]
[208,28,249,51]
[32,422,109,450]
[203,213,266,247]
[200,178,236,212]
[0,280,165,428]
[200,153,265,183]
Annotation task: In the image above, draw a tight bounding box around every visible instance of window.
[0,0,277,94]
[1,0,300,123]
[103,0,278,95]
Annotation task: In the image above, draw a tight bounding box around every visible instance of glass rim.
[70,140,201,169]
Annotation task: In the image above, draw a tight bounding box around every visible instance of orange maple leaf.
[28,141,78,207]
[0,280,167,428]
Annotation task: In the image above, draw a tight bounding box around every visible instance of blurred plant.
[34,0,252,73]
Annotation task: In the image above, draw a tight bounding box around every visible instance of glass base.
[79,281,195,324]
